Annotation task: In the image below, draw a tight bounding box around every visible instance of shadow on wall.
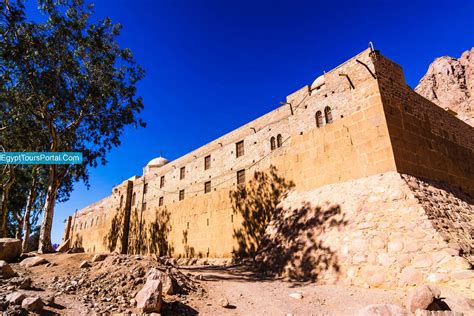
[229,165,295,258]
[128,207,141,254]
[256,202,347,282]
[104,207,123,252]
[72,233,83,248]
[128,207,175,256]
[181,228,195,258]
[147,207,174,256]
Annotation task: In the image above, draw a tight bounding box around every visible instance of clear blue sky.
[48,0,473,243]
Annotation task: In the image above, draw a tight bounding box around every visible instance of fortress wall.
[69,180,131,253]
[65,48,472,259]
[372,52,474,196]
[68,49,400,257]
[119,49,398,258]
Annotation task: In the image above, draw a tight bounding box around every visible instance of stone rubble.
[406,285,441,313]
[19,256,48,268]
[46,253,202,314]
[21,296,43,312]
[0,261,16,279]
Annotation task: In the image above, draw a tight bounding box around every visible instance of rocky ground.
[0,251,473,315]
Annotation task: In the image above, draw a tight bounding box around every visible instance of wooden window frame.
[236,140,244,158]
[324,106,333,124]
[204,181,211,193]
[316,111,323,128]
[277,134,282,148]
[237,169,245,185]
[160,176,165,188]
[180,167,185,180]
[204,155,211,170]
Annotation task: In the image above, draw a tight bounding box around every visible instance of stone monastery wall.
[64,48,474,261]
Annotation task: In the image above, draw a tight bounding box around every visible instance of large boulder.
[0,238,21,262]
[91,253,108,262]
[19,256,48,268]
[21,297,43,312]
[406,285,441,313]
[147,268,176,295]
[6,292,25,305]
[135,277,162,313]
[79,260,91,268]
[0,260,16,278]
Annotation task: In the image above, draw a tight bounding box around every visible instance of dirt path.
[183,265,407,315]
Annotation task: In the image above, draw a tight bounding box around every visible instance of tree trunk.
[0,166,16,237]
[15,219,22,239]
[22,176,37,253]
[38,166,58,253]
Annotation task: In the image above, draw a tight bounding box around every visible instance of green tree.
[0,0,145,252]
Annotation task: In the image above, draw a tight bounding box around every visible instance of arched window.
[270,137,276,150]
[324,106,333,124]
[277,134,282,148]
[315,111,323,128]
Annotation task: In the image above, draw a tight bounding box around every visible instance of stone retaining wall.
[258,172,473,296]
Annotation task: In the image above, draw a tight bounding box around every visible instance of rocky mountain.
[415,48,473,126]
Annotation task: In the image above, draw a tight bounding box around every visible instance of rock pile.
[48,253,201,314]
[0,260,50,314]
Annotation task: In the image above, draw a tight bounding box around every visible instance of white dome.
[146,156,169,168]
[311,75,325,89]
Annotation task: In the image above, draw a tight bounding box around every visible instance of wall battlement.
[65,48,473,261]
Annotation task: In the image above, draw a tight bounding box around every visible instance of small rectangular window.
[179,189,185,201]
[132,192,136,205]
[142,202,147,211]
[236,140,244,157]
[160,176,165,188]
[143,183,148,194]
[180,167,185,180]
[237,169,245,185]
[159,196,164,206]
[204,155,211,170]
[205,181,211,193]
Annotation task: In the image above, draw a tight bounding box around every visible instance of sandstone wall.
[258,172,473,295]
[69,48,399,256]
[67,49,473,267]
[373,52,474,196]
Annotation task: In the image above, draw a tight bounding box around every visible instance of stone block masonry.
[258,172,473,294]
[64,48,473,291]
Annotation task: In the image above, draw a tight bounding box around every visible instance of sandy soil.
[183,265,407,315]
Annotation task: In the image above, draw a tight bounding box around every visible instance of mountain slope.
[415,48,473,126]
